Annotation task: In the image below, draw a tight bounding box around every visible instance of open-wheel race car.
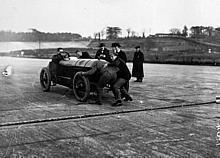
[40,58,108,102]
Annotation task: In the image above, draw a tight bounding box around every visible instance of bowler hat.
[112,42,121,47]
[57,47,63,52]
[99,43,105,47]
[135,46,140,49]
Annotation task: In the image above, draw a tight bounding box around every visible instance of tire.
[72,72,90,102]
[40,67,51,92]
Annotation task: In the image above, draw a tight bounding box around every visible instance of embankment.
[2,36,220,66]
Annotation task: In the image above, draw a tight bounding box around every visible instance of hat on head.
[135,46,140,49]
[99,43,105,47]
[111,42,121,48]
[75,49,81,54]
[57,47,63,52]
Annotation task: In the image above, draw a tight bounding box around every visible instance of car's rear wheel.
[72,72,90,102]
[40,67,51,92]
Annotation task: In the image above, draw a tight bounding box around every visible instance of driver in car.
[49,47,70,85]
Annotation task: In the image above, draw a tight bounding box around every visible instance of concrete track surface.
[0,57,220,157]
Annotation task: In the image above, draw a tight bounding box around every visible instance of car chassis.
[40,58,108,102]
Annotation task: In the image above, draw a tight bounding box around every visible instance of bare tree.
[182,25,188,37]
[169,28,181,34]
[131,31,136,37]
[97,32,101,40]
[126,28,131,38]
[142,32,145,38]
[94,32,101,40]
[100,30,105,39]
[93,33,98,39]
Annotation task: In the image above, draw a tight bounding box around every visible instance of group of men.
[84,42,133,106]
[94,43,144,83]
[49,42,144,106]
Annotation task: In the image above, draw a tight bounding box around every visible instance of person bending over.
[108,52,132,107]
[81,60,119,105]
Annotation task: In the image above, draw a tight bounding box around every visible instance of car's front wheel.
[40,67,51,92]
[72,72,90,102]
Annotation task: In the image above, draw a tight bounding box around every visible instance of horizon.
[0,25,219,38]
[1,0,220,37]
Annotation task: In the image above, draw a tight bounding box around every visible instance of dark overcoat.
[132,50,144,78]
[117,50,127,63]
[110,57,131,80]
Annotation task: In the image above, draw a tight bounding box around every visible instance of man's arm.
[95,50,100,59]
[81,63,98,76]
[52,54,63,63]
[107,58,120,67]
[105,49,112,62]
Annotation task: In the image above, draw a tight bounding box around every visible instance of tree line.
[93,26,220,41]
[1,25,220,42]
[0,30,82,42]
[168,26,220,43]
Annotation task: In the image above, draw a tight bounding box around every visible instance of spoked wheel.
[72,72,90,102]
[40,67,51,92]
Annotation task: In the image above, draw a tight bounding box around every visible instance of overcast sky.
[0,0,220,37]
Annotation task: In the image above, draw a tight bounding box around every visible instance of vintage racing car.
[40,57,109,102]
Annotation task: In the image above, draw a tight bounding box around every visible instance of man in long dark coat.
[132,46,144,82]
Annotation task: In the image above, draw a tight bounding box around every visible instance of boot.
[112,100,122,106]
[137,78,142,82]
[134,79,139,82]
[124,96,133,101]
